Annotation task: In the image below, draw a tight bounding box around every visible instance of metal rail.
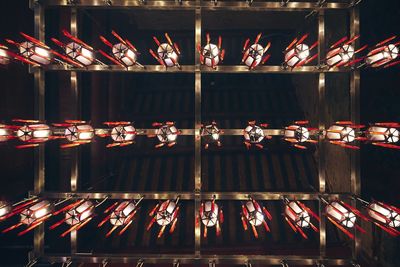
[36,191,349,200]
[37,64,352,73]
[38,0,350,10]
[41,254,353,265]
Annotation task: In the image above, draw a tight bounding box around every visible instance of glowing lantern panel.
[65,200,93,226]
[366,44,399,67]
[110,201,137,226]
[285,201,311,228]
[368,202,400,228]
[284,125,310,143]
[0,46,10,65]
[326,201,356,228]
[111,125,136,143]
[65,42,94,66]
[65,124,94,142]
[19,42,51,65]
[20,200,52,225]
[0,124,11,142]
[16,124,51,142]
[326,125,355,143]
[112,43,137,66]
[367,126,399,143]
[326,44,355,67]
[201,201,219,228]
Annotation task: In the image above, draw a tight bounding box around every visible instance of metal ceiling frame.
[29,0,361,265]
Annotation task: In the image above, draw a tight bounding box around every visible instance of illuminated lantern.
[243,121,269,149]
[325,200,366,239]
[326,44,355,67]
[65,124,94,142]
[19,41,52,65]
[97,197,143,237]
[365,201,400,236]
[98,31,143,68]
[242,33,271,69]
[283,121,317,149]
[111,124,136,143]
[0,124,11,142]
[325,121,364,149]
[65,200,93,226]
[284,34,318,69]
[16,124,51,142]
[0,201,11,219]
[324,35,367,69]
[110,201,138,226]
[199,199,223,238]
[151,121,180,148]
[65,42,94,66]
[365,36,399,68]
[283,199,319,239]
[201,121,222,149]
[0,45,11,65]
[198,33,225,69]
[147,198,180,238]
[240,198,272,238]
[149,33,181,68]
[366,123,400,149]
[20,200,52,226]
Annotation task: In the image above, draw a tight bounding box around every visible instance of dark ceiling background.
[0,0,399,266]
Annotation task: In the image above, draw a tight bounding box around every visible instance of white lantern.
[0,124,11,142]
[16,124,51,142]
[243,44,264,68]
[326,201,356,228]
[285,43,310,68]
[156,200,178,226]
[65,124,94,142]
[326,44,355,67]
[367,126,399,143]
[65,42,94,66]
[366,44,398,67]
[112,43,137,67]
[284,201,311,228]
[243,200,264,227]
[110,201,137,226]
[200,201,219,227]
[326,125,355,143]
[368,202,400,228]
[20,200,52,225]
[0,201,11,218]
[244,125,265,144]
[0,46,10,65]
[201,43,220,68]
[65,200,93,226]
[284,125,310,143]
[19,41,52,65]
[111,124,136,143]
[156,124,179,144]
[157,43,179,67]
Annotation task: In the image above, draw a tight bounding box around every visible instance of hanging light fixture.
[0,45,11,65]
[283,198,319,239]
[324,199,366,239]
[12,119,52,149]
[283,34,318,69]
[240,197,272,238]
[201,121,222,149]
[325,121,364,150]
[149,121,180,148]
[241,33,271,70]
[198,33,225,69]
[199,197,224,238]
[147,197,180,238]
[366,122,400,149]
[243,121,270,149]
[53,120,94,148]
[325,35,367,69]
[283,120,318,149]
[99,30,144,68]
[355,197,400,236]
[97,197,143,237]
[149,33,181,68]
[51,30,102,67]
[2,200,53,236]
[5,32,55,66]
[99,121,137,148]
[0,124,12,142]
[365,36,400,68]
